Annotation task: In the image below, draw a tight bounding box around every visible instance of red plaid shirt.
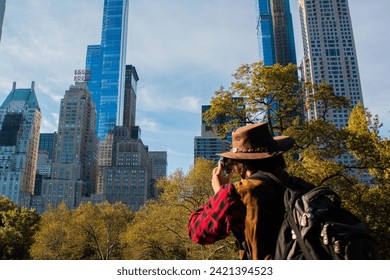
[188,183,246,245]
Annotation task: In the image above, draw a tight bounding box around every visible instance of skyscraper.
[42,82,98,210]
[0,82,41,204]
[298,0,363,127]
[255,0,297,65]
[298,0,372,183]
[0,0,5,42]
[86,0,129,141]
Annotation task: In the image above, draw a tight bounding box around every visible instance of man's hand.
[211,160,229,194]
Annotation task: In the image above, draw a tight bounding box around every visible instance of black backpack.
[259,172,381,260]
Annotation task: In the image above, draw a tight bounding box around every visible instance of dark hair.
[237,155,286,174]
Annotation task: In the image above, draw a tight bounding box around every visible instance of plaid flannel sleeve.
[188,183,244,245]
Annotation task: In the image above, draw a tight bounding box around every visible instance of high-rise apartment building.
[149,151,168,181]
[0,0,5,42]
[298,0,371,183]
[0,82,41,204]
[86,0,129,141]
[100,126,152,211]
[194,105,232,163]
[42,82,98,210]
[148,151,167,198]
[298,0,363,127]
[255,0,297,65]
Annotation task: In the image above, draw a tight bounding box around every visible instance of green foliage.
[346,102,390,185]
[0,196,40,259]
[304,81,351,120]
[204,62,300,137]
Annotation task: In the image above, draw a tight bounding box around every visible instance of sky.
[0,0,389,175]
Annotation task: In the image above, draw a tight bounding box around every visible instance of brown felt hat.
[217,123,295,160]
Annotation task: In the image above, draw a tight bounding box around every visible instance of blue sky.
[0,0,389,174]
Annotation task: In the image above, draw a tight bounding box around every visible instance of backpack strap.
[252,171,315,260]
[286,207,314,260]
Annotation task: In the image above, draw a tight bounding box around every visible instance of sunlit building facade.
[42,82,98,210]
[0,82,41,204]
[298,0,371,183]
[299,0,363,126]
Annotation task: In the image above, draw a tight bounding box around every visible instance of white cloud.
[41,113,59,133]
[137,84,201,113]
[137,117,160,133]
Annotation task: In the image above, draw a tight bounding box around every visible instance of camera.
[219,157,233,175]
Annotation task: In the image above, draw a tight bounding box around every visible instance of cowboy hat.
[217,123,294,160]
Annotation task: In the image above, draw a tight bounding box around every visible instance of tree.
[74,201,133,260]
[204,62,300,137]
[341,102,390,258]
[346,102,390,186]
[30,203,85,260]
[0,196,40,259]
[284,118,352,187]
[303,81,350,120]
[31,201,134,260]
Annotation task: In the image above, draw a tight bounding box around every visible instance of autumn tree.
[203,62,300,137]
[346,102,390,186]
[31,201,133,260]
[30,203,84,260]
[0,196,40,259]
[341,103,390,258]
[74,201,133,260]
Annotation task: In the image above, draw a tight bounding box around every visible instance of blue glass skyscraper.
[86,0,129,141]
[255,0,297,66]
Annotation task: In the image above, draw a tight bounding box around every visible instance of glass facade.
[255,0,297,66]
[38,133,56,160]
[86,0,129,141]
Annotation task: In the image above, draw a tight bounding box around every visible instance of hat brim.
[217,135,295,160]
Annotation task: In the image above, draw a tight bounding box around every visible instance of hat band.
[231,147,274,153]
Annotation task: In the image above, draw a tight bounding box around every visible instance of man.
[188,122,295,259]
